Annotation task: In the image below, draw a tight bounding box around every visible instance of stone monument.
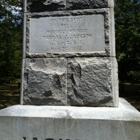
[21,0,118,107]
[0,0,140,140]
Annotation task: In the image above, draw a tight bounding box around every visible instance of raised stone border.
[24,0,114,12]
[23,9,115,58]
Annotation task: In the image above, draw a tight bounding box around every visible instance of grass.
[0,83,139,111]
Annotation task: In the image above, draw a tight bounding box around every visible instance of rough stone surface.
[0,99,140,140]
[21,0,118,107]
[67,57,117,107]
[25,0,114,12]
[22,58,67,105]
[27,0,66,12]
[22,57,118,106]
[66,0,108,9]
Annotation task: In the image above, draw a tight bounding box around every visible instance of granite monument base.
[0,98,140,140]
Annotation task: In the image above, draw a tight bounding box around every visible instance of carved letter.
[45,138,54,140]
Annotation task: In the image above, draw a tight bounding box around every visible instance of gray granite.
[21,57,118,106]
[67,57,118,107]
[24,9,115,58]
[66,0,109,9]
[0,99,140,140]
[21,58,67,105]
[21,0,118,107]
[27,0,66,12]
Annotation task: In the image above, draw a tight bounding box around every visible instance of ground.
[0,83,140,111]
[0,84,20,109]
[120,83,140,111]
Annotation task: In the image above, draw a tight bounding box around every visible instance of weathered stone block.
[67,57,118,107]
[22,58,67,105]
[21,57,118,106]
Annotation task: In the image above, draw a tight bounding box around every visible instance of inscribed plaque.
[30,15,105,53]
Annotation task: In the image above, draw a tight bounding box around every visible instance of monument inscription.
[23,138,79,140]
[30,15,105,53]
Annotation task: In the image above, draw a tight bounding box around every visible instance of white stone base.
[0,98,140,140]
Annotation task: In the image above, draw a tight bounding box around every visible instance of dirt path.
[0,84,20,109]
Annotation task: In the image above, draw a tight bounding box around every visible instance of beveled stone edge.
[21,58,68,106]
[0,98,140,121]
[108,0,114,8]
[111,57,119,107]
[109,8,116,57]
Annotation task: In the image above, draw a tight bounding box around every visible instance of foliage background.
[0,0,22,83]
[115,0,140,84]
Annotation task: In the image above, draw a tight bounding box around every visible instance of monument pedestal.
[0,98,140,140]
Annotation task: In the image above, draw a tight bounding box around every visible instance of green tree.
[0,0,22,83]
[115,0,140,84]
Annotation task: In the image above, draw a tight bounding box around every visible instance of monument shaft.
[21,0,118,107]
